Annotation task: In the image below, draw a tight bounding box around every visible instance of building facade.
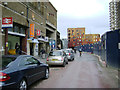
[67,27,100,48]
[61,38,68,49]
[1,1,57,56]
[109,0,120,30]
[85,34,101,44]
[67,28,85,48]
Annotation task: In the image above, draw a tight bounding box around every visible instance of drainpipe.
[27,6,29,38]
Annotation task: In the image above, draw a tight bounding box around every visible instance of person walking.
[79,48,82,56]
[15,43,20,54]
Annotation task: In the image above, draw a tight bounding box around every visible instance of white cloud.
[49,0,110,38]
[50,0,105,18]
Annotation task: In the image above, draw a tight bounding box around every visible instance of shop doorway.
[38,43,43,55]
[30,43,34,56]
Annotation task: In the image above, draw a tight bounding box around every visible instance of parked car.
[0,55,49,90]
[46,50,68,67]
[62,49,74,61]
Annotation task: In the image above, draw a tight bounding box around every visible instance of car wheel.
[66,61,68,64]
[19,79,27,90]
[44,68,49,79]
[62,61,66,67]
[73,58,74,61]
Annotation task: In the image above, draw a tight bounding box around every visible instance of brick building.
[67,27,85,48]
[85,34,101,44]
[67,27,101,48]
[1,1,57,56]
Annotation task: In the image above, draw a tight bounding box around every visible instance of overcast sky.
[49,0,111,39]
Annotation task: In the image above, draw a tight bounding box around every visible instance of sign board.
[2,17,13,28]
[37,30,40,36]
[30,24,35,37]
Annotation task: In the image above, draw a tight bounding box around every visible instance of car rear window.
[1,57,16,68]
[64,50,70,53]
[49,51,62,56]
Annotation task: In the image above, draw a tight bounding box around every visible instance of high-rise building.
[109,0,120,30]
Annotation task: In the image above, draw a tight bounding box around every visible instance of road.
[30,52,118,89]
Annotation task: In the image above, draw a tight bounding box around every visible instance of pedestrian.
[15,43,20,54]
[41,47,46,59]
[79,48,82,56]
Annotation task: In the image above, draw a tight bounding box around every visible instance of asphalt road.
[30,52,118,89]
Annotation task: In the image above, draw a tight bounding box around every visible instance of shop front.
[38,36,49,54]
[27,38,39,56]
[2,21,27,55]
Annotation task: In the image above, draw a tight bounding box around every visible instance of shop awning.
[27,38,39,43]
[31,39,39,43]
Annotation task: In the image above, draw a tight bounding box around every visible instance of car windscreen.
[1,57,16,68]
[49,51,62,56]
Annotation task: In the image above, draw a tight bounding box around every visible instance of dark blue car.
[0,55,49,90]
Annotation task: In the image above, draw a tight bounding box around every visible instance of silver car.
[46,50,68,67]
[62,49,74,61]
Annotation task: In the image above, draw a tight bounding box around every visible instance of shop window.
[20,27,25,34]
[14,25,19,33]
[8,28,13,32]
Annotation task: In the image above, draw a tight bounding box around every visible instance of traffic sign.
[2,17,13,28]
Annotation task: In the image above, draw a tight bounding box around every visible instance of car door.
[19,56,45,85]
[25,57,45,83]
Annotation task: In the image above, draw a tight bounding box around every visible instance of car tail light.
[47,58,49,61]
[69,53,71,56]
[0,72,10,81]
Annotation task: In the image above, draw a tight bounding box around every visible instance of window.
[25,57,39,65]
[19,57,39,66]
[38,2,41,10]
[20,27,25,34]
[8,28,13,32]
[14,25,19,33]
[68,30,70,32]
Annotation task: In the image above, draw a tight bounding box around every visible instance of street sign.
[2,17,13,28]
[37,30,40,36]
[30,24,35,37]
